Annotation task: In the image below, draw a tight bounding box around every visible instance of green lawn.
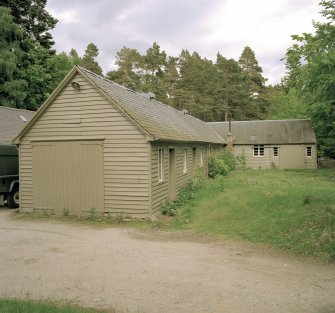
[0,299,116,313]
[172,168,335,261]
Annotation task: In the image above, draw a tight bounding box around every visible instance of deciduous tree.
[285,0,335,157]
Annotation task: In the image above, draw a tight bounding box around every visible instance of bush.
[161,178,203,216]
[208,151,236,178]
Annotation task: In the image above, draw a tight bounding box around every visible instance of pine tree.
[238,46,269,119]
[106,46,141,90]
[81,43,103,75]
[69,49,81,65]
[0,7,28,108]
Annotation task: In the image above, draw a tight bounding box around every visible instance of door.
[33,141,103,215]
[169,148,176,201]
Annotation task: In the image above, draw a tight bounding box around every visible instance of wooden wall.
[150,142,209,213]
[19,72,151,217]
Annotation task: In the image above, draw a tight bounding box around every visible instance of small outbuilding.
[14,66,225,217]
[208,120,317,169]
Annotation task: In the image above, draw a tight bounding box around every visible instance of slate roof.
[0,106,35,144]
[207,120,316,145]
[79,67,224,144]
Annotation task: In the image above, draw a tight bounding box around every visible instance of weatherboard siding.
[232,144,317,169]
[232,145,280,169]
[19,72,150,217]
[304,144,317,169]
[151,142,209,213]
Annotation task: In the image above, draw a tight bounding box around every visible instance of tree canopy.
[284,0,335,157]
[1,0,334,159]
[0,0,57,50]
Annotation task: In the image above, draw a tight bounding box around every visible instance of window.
[183,148,187,174]
[306,146,312,157]
[200,149,203,167]
[253,145,264,157]
[273,147,279,157]
[158,148,164,182]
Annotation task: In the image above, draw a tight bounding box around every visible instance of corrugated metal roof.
[207,120,316,144]
[0,107,35,144]
[79,67,224,144]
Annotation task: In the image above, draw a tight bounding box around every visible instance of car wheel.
[8,189,19,208]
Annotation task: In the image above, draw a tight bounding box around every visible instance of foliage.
[87,207,99,222]
[285,0,335,157]
[0,0,58,50]
[21,45,73,110]
[0,3,74,110]
[174,169,335,262]
[108,43,269,122]
[235,152,247,169]
[266,85,308,119]
[0,7,28,108]
[80,42,103,75]
[0,298,115,313]
[106,46,142,90]
[208,151,236,178]
[161,176,204,216]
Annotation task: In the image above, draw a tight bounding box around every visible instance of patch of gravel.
[0,208,334,313]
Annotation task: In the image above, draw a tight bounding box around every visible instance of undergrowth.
[161,173,204,216]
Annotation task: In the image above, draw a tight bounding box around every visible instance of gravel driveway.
[0,207,334,313]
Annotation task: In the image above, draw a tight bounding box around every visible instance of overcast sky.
[46,0,322,85]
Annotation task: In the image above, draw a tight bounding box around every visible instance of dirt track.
[0,207,334,313]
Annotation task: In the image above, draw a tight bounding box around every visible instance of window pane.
[306,146,312,157]
[253,145,258,156]
[259,145,264,156]
[273,147,278,157]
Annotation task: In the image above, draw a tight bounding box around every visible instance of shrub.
[236,152,247,169]
[161,179,202,216]
[208,151,236,178]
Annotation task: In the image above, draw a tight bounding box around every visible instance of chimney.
[226,119,233,152]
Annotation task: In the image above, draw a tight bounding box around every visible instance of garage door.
[33,141,103,215]
[279,145,305,169]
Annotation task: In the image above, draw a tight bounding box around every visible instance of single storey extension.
[14,66,225,217]
[208,120,317,169]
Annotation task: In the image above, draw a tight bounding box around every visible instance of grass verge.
[0,299,116,313]
[172,169,335,262]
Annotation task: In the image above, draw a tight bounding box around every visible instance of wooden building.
[208,120,317,169]
[14,66,225,217]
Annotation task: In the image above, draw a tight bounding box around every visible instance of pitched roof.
[207,119,316,145]
[0,106,35,144]
[78,67,224,144]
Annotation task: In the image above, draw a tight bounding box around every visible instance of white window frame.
[158,148,164,182]
[273,147,279,158]
[253,145,264,157]
[306,146,312,157]
[200,149,203,167]
[183,148,187,174]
